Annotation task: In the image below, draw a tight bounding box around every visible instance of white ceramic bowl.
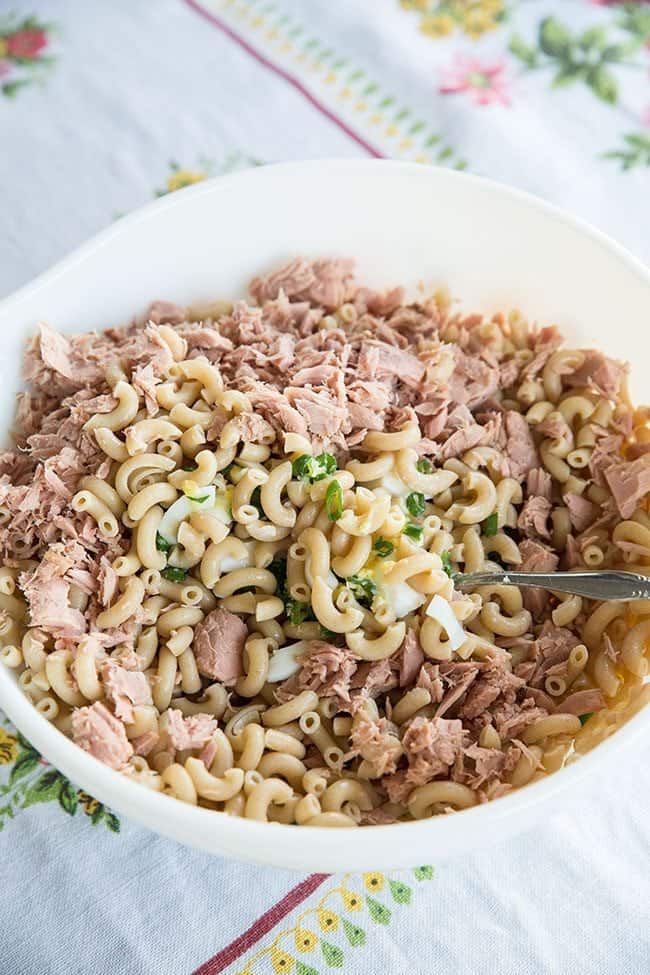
[1,160,649,871]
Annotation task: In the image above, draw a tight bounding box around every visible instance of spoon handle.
[455,570,650,602]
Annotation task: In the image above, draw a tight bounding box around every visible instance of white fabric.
[1,1,649,972]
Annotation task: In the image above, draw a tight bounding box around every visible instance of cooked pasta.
[2,256,648,829]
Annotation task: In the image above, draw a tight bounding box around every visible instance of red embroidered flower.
[6,29,48,60]
[439,55,510,107]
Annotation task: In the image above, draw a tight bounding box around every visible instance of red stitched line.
[193,873,330,975]
[182,0,384,158]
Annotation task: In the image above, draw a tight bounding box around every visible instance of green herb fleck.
[181,463,197,472]
[161,566,188,583]
[405,491,426,518]
[187,493,211,504]
[579,712,593,726]
[483,512,498,537]
[346,575,378,607]
[325,480,343,522]
[286,598,314,626]
[319,626,336,641]
[416,458,433,474]
[155,532,172,553]
[373,537,395,559]
[292,452,337,482]
[441,550,454,578]
[403,523,424,542]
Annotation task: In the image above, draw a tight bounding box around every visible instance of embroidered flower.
[6,28,48,59]
[439,55,510,106]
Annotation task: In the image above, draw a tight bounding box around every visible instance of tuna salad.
[1,256,649,826]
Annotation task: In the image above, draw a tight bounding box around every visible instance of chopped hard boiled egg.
[158,484,232,545]
[266,641,309,682]
[220,541,256,574]
[381,580,426,618]
[425,594,466,652]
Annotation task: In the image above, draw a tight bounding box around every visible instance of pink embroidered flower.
[439,56,510,107]
[6,28,48,60]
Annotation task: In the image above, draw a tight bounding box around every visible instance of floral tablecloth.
[1,2,649,973]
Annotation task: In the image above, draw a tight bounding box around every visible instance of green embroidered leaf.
[601,43,630,63]
[389,879,412,905]
[579,26,607,52]
[296,963,319,975]
[8,752,39,786]
[508,34,538,68]
[16,732,39,755]
[552,64,587,88]
[539,18,572,59]
[58,780,78,816]
[105,812,121,833]
[21,769,63,808]
[91,804,105,825]
[2,80,32,98]
[320,940,344,967]
[587,65,618,104]
[342,919,366,947]
[414,865,434,881]
[365,895,391,925]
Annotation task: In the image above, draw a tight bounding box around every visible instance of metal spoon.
[454,570,650,602]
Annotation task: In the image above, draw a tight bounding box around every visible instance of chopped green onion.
[405,491,426,518]
[578,713,593,726]
[292,452,337,482]
[346,575,377,607]
[373,537,395,559]
[155,532,172,553]
[312,452,336,480]
[161,566,188,583]
[250,486,265,518]
[187,493,211,504]
[181,463,197,472]
[441,550,454,578]
[325,480,343,521]
[403,523,424,542]
[285,598,314,625]
[483,512,498,537]
[416,458,433,474]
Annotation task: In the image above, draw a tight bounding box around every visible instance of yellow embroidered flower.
[270,947,294,974]
[165,169,207,194]
[462,8,497,39]
[317,909,339,933]
[364,872,385,892]
[78,790,100,816]
[420,13,455,38]
[341,889,363,912]
[0,38,8,58]
[0,728,18,765]
[294,928,318,952]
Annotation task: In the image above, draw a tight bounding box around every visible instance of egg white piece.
[158,485,231,545]
[425,594,466,652]
[381,580,426,618]
[266,641,309,682]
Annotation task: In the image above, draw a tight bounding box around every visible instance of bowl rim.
[1,158,649,870]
